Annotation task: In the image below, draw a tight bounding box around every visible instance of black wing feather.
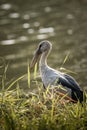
[58,73,83,103]
[64,74,82,91]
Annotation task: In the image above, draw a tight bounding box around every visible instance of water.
[0,0,87,90]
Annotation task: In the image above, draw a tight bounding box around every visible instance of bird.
[30,40,83,103]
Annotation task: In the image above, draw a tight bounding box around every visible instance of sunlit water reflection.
[0,0,87,90]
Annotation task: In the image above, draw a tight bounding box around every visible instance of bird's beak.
[30,47,41,69]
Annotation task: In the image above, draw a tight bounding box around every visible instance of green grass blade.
[63,52,69,64]
[61,53,70,68]
[28,64,31,88]
[60,67,77,75]
[34,63,37,79]
[6,75,26,90]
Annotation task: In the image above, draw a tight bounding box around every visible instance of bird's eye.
[39,44,42,48]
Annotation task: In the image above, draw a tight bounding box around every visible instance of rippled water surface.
[0,0,87,90]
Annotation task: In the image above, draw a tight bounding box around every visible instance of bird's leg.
[43,84,46,89]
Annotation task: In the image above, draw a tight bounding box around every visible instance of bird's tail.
[72,90,83,103]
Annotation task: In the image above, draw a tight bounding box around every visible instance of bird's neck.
[39,51,48,67]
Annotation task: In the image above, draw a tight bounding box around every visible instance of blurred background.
[0,0,87,90]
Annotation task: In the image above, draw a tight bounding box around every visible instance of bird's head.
[30,40,52,69]
[38,40,52,53]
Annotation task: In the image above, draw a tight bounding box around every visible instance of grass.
[0,65,87,130]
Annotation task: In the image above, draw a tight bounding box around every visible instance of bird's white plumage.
[39,64,72,96]
[40,65,60,87]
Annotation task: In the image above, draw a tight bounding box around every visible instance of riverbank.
[0,74,87,130]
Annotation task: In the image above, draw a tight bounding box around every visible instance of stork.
[30,40,83,103]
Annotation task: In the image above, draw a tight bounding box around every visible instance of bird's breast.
[40,65,59,87]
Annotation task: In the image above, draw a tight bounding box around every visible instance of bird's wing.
[58,73,82,92]
[64,74,82,90]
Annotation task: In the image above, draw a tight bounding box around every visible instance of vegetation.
[0,64,87,130]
